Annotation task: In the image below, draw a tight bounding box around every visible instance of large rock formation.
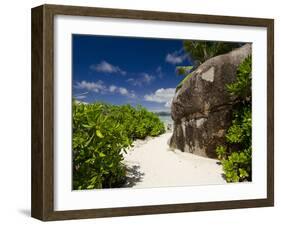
[169,44,252,158]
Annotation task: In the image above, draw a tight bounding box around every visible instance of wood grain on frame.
[31,4,274,221]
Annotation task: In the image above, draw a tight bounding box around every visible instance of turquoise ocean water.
[158,115,173,127]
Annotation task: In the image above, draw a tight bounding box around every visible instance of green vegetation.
[183,41,241,66]
[176,41,241,91]
[176,72,193,92]
[216,55,252,182]
[72,102,165,190]
[176,65,193,76]
[226,55,252,100]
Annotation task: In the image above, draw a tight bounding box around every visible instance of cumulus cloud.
[90,60,126,75]
[144,88,175,108]
[109,85,135,98]
[164,100,172,108]
[119,87,128,95]
[109,85,117,92]
[127,73,155,86]
[75,80,135,98]
[75,80,106,93]
[165,49,186,64]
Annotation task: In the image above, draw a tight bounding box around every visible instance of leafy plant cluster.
[73,102,165,190]
[183,41,241,66]
[107,104,166,139]
[216,55,252,182]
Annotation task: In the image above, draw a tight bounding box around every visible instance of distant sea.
[158,115,173,127]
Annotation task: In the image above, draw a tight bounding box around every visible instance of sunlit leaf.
[96,130,104,138]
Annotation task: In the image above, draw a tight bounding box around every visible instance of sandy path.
[122,132,226,188]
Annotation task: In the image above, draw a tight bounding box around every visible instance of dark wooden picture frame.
[31,4,274,221]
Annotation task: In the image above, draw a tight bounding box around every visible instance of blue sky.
[72,34,192,112]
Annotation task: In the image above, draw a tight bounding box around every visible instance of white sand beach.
[122,132,226,188]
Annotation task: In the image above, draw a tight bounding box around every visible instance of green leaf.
[176,66,193,76]
[99,152,106,157]
[90,176,97,183]
[85,133,95,147]
[96,130,104,138]
[108,162,114,168]
[82,124,92,128]
[87,184,95,189]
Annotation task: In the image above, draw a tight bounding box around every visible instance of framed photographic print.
[31,4,274,221]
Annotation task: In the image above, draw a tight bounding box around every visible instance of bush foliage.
[72,102,165,190]
[216,55,252,183]
[183,41,241,66]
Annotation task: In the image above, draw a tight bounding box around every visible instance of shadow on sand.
[122,165,144,187]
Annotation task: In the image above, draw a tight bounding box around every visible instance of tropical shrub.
[72,102,165,190]
[183,41,241,66]
[216,55,252,182]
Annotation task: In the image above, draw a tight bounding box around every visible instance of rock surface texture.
[169,44,252,158]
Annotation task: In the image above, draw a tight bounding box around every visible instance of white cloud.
[74,100,89,104]
[109,85,117,92]
[114,86,136,98]
[164,100,172,108]
[127,73,155,86]
[109,85,127,95]
[90,60,126,75]
[165,49,186,64]
[75,80,135,98]
[73,91,88,100]
[156,66,164,78]
[75,95,87,100]
[75,80,106,93]
[143,73,154,83]
[144,88,175,108]
[119,87,128,95]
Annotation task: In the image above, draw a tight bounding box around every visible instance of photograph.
[72,35,252,190]
[30,4,274,221]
